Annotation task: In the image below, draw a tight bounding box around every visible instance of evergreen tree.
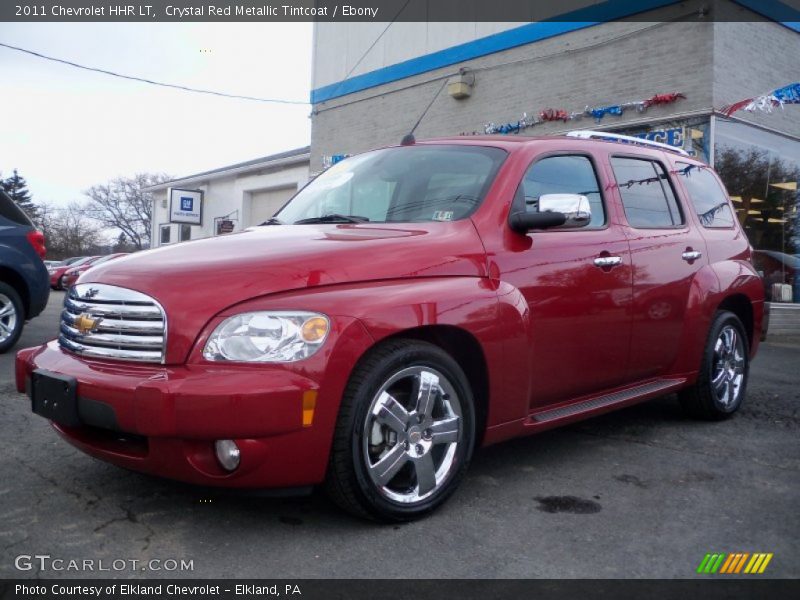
[2,169,39,221]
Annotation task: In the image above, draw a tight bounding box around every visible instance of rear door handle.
[593,256,622,268]
[682,250,702,262]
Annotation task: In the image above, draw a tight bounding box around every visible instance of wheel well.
[383,325,490,446]
[0,267,29,318]
[718,294,754,350]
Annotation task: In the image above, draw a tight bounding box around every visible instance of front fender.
[202,277,532,432]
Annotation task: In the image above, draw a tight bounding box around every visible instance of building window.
[714,118,800,303]
[160,225,171,245]
[611,157,684,228]
[180,224,191,242]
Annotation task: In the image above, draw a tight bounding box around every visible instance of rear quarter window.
[674,163,736,228]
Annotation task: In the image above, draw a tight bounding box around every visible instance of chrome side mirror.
[538,194,592,228]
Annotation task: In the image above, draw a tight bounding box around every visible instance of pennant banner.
[470,92,685,136]
[720,82,800,117]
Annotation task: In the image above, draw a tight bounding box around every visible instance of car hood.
[82,222,488,363]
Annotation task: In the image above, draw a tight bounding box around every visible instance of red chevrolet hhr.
[16,132,764,521]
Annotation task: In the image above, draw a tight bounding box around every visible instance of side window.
[519,155,605,228]
[611,157,684,228]
[674,162,735,228]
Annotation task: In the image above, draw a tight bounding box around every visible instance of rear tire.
[325,340,475,522]
[679,310,749,420]
[0,282,25,354]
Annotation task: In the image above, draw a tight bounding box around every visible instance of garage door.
[247,187,296,226]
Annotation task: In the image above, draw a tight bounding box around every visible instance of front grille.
[59,283,167,363]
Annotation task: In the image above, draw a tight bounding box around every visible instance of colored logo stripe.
[720,553,748,573]
[745,553,774,574]
[697,553,725,573]
[697,553,773,574]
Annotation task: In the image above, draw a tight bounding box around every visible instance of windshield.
[275,145,507,224]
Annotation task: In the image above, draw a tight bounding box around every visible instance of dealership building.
[309,0,799,303]
[148,146,309,246]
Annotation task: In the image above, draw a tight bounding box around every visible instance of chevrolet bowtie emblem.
[75,313,101,335]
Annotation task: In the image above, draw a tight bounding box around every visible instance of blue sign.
[181,197,193,211]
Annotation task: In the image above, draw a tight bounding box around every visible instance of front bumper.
[16,319,373,488]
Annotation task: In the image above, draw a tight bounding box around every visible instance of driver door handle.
[593,256,622,268]
[682,250,702,261]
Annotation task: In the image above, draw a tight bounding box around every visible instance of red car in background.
[49,256,96,290]
[61,253,129,289]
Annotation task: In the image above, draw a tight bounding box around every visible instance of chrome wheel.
[0,293,19,344]
[363,366,462,504]
[711,325,745,408]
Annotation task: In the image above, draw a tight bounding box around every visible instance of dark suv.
[0,190,49,352]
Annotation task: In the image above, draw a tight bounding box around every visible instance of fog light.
[214,439,240,471]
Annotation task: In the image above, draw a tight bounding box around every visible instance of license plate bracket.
[30,369,80,427]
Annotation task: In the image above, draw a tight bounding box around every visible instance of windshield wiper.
[259,217,284,225]
[293,214,369,224]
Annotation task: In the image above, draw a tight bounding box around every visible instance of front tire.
[0,283,24,354]
[679,310,749,420]
[325,340,475,521]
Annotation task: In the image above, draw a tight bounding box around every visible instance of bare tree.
[84,173,170,250]
[38,201,104,259]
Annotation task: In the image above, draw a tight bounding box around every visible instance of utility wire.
[324,0,411,99]
[0,41,309,105]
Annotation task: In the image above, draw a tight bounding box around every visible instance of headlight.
[203,311,330,363]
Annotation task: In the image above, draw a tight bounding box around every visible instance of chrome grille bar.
[61,310,164,334]
[59,283,167,363]
[65,297,162,319]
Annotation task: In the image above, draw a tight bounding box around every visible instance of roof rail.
[565,130,690,156]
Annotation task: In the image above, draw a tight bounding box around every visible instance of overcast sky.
[0,22,313,206]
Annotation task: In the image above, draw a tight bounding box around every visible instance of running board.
[531,378,685,423]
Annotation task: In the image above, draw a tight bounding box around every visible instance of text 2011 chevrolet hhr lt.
[16,134,764,521]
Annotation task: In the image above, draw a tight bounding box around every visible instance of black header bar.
[1,0,799,22]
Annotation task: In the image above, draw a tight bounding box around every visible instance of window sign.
[635,127,685,148]
[169,188,203,225]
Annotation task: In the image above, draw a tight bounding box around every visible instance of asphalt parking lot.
[1,291,798,579]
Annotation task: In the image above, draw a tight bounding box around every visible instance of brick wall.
[310,20,716,170]
[713,20,800,139]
